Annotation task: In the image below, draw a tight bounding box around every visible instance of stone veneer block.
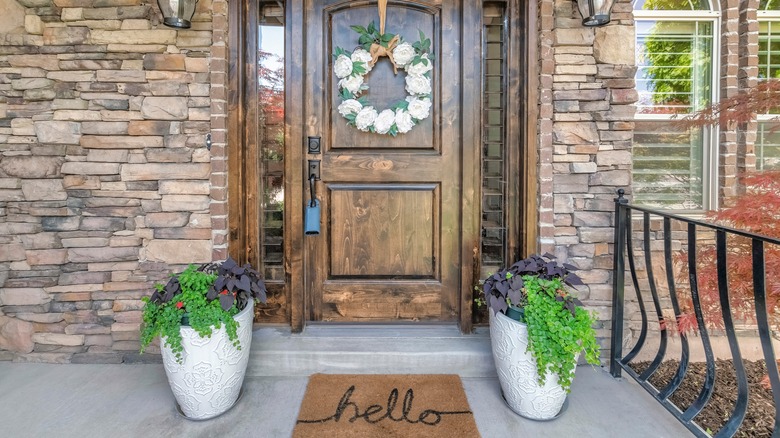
[140,97,189,120]
[81,135,163,149]
[594,26,636,66]
[159,180,210,195]
[0,288,52,306]
[0,157,65,178]
[26,249,69,265]
[161,195,211,211]
[95,70,146,83]
[0,316,35,353]
[32,333,85,346]
[61,162,120,175]
[143,54,186,71]
[7,54,58,70]
[43,27,90,45]
[90,30,177,45]
[21,180,67,201]
[145,239,212,264]
[553,122,599,144]
[34,121,81,145]
[81,121,129,135]
[68,247,139,263]
[121,163,211,181]
[63,175,101,189]
[24,14,44,34]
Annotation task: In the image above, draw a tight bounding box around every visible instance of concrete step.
[247,324,497,377]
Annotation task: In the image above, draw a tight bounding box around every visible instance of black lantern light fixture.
[158,0,198,29]
[576,0,615,27]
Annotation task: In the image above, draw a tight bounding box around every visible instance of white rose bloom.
[350,48,373,73]
[334,54,354,79]
[338,74,364,96]
[338,99,363,117]
[374,109,396,134]
[406,54,433,76]
[355,106,378,131]
[394,109,414,133]
[405,74,432,96]
[406,97,432,120]
[393,42,416,67]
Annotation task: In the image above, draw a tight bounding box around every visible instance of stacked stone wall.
[0,0,228,363]
[539,0,637,354]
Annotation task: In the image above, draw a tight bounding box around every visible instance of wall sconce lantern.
[158,0,198,29]
[576,0,615,26]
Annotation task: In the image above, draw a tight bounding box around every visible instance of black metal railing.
[610,189,780,438]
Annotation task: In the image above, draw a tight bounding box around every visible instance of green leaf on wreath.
[381,33,395,43]
[340,88,353,100]
[362,43,372,51]
[367,21,376,34]
[351,25,368,35]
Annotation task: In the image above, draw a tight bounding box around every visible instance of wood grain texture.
[329,186,435,277]
[304,0,462,323]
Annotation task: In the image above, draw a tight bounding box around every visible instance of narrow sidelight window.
[258,1,285,318]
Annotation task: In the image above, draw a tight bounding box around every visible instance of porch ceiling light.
[158,0,198,29]
[576,0,614,27]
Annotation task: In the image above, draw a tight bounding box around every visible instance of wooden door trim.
[287,0,306,331]
[459,0,480,333]
[523,0,539,257]
[227,0,260,268]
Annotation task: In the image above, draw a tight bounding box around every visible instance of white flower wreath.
[333,22,434,136]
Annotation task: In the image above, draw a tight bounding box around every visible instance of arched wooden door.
[292,0,480,324]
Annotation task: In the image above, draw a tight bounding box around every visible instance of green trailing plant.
[139,257,267,363]
[523,276,600,392]
[479,254,600,392]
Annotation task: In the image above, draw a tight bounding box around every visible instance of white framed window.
[632,0,719,210]
[758,1,780,170]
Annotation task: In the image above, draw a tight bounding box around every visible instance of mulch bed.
[631,360,775,437]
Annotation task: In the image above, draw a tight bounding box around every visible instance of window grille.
[481,2,508,277]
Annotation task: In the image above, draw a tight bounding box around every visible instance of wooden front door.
[298,0,478,323]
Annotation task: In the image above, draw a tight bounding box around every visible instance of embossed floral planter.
[489,309,573,420]
[161,300,254,420]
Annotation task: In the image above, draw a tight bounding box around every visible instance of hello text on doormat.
[293,374,481,438]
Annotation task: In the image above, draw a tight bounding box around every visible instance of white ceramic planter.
[489,309,572,420]
[161,300,254,420]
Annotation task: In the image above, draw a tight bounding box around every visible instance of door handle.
[305,173,321,235]
[309,173,317,207]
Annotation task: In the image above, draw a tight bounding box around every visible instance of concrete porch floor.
[0,326,693,437]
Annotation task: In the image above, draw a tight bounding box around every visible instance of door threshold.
[248,324,493,377]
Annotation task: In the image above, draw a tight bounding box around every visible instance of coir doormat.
[292,374,481,438]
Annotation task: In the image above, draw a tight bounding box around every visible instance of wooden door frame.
[227,0,538,333]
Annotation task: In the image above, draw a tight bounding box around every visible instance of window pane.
[759,21,780,80]
[633,0,710,11]
[633,121,704,209]
[758,122,780,170]
[761,0,780,11]
[636,20,713,115]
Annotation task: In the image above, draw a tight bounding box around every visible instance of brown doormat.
[293,374,481,438]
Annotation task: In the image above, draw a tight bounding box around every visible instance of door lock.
[307,136,321,154]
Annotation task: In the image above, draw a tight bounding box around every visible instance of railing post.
[611,189,628,377]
